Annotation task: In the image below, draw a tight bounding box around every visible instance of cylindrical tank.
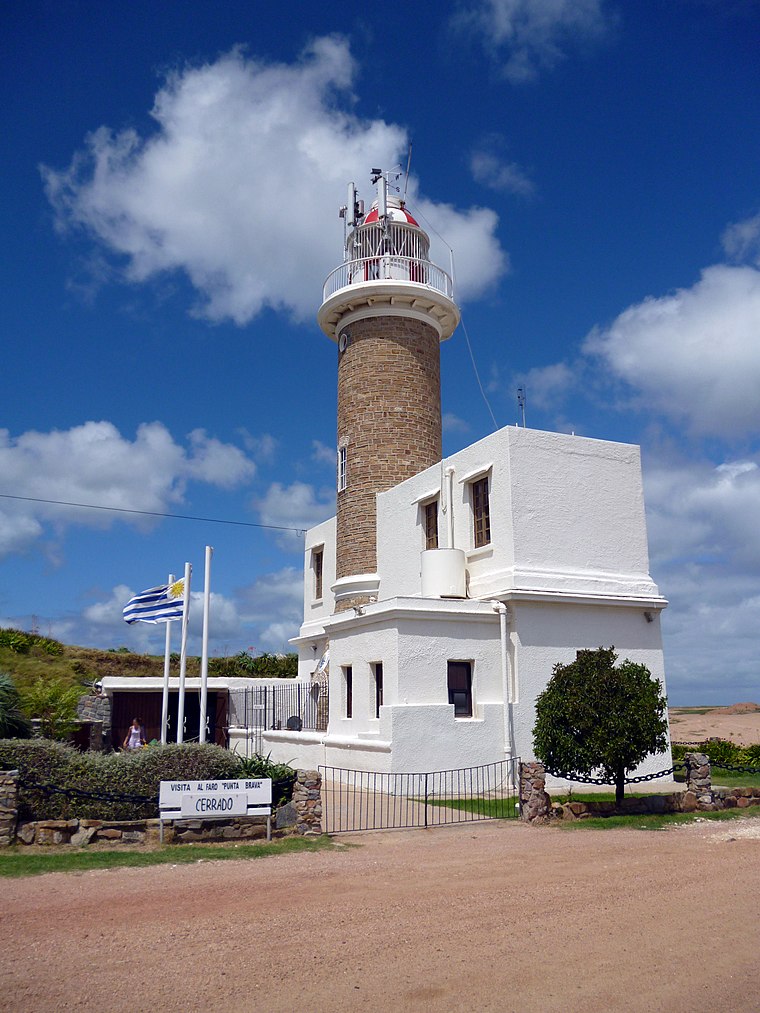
[420,548,467,599]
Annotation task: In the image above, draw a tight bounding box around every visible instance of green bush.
[237,753,297,807]
[0,628,63,656]
[739,743,760,767]
[0,740,243,822]
[0,672,31,739]
[19,677,82,740]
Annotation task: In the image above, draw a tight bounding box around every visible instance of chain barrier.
[546,764,684,786]
[20,778,155,806]
[707,762,760,775]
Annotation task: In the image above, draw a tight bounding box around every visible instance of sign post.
[158,777,273,843]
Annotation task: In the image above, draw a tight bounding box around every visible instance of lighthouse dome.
[363,194,420,227]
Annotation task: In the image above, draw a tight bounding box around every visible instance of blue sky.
[2,0,759,704]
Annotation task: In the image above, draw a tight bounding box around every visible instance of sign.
[159,778,272,820]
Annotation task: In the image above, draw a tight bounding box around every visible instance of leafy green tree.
[0,672,32,738]
[533,647,669,805]
[20,677,82,741]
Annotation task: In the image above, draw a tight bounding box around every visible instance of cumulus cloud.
[722,210,760,264]
[470,149,534,196]
[443,412,471,434]
[643,452,760,702]
[22,565,305,656]
[584,264,760,438]
[255,481,335,548]
[0,420,255,558]
[517,362,576,411]
[43,38,507,323]
[455,0,614,82]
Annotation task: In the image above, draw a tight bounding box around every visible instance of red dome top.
[363,202,419,227]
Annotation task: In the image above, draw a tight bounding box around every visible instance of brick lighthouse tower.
[318,170,460,612]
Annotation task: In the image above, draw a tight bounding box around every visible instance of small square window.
[471,476,491,548]
[447,661,473,718]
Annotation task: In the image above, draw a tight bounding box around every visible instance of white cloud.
[584,264,760,438]
[311,439,336,466]
[43,38,508,323]
[470,150,534,196]
[456,0,614,82]
[0,420,255,558]
[643,453,760,702]
[443,412,471,434]
[722,210,760,264]
[255,481,335,548]
[517,362,576,410]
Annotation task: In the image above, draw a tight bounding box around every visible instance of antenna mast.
[517,387,526,428]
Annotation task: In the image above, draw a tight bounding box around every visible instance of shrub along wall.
[0,740,243,822]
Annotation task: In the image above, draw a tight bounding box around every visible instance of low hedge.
[671,740,760,767]
[0,740,244,822]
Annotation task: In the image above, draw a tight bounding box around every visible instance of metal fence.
[228,681,327,755]
[320,757,519,833]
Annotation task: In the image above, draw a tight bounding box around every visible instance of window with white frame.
[337,446,347,492]
[373,662,383,718]
[344,665,353,718]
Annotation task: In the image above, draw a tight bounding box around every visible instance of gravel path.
[2,818,758,1012]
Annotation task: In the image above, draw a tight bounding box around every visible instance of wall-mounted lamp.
[644,611,654,624]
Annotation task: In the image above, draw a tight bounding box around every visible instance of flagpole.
[198,546,213,744]
[176,561,192,744]
[160,572,174,745]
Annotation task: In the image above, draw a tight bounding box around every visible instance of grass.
[0,834,333,879]
[557,807,759,832]
[428,796,519,818]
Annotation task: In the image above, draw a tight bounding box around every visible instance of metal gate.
[320,757,520,833]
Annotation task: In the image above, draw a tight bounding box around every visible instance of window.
[337,446,347,492]
[374,662,383,718]
[447,661,473,718]
[423,499,438,550]
[344,666,353,718]
[471,476,491,548]
[312,547,323,600]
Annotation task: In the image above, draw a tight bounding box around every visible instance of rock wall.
[0,771,18,846]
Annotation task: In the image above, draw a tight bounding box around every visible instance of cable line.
[0,493,306,535]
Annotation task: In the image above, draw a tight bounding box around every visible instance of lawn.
[0,834,333,878]
[557,807,760,831]
[427,796,519,818]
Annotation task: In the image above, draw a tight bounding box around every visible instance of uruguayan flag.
[123,579,185,624]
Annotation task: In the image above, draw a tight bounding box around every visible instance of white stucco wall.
[375,425,663,603]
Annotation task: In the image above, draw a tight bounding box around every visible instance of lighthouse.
[317,170,460,611]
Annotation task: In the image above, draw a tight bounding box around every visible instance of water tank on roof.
[420,548,467,599]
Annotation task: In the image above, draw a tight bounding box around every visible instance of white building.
[262,172,671,778]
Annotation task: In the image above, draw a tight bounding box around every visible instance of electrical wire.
[0,492,307,535]
[459,316,499,431]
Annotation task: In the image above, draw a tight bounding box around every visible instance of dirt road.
[2,818,758,1013]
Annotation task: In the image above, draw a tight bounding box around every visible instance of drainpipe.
[445,466,455,548]
[492,602,516,770]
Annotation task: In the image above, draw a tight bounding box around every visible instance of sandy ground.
[668,704,760,746]
[3,817,759,1013]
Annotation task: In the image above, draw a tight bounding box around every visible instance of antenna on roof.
[517,387,526,428]
[403,143,413,201]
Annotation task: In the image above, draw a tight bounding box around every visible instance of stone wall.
[520,757,760,822]
[2,768,323,846]
[0,771,18,846]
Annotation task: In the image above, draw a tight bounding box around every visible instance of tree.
[532,647,669,805]
[0,672,32,739]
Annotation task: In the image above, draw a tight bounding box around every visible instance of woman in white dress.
[123,717,146,750]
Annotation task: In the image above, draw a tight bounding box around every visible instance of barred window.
[344,666,353,718]
[471,476,491,548]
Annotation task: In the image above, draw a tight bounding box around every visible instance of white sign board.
[159,778,272,820]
